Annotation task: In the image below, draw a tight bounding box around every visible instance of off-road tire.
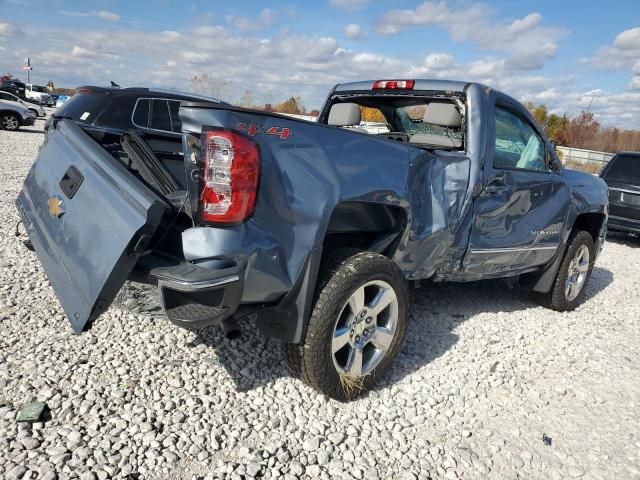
[287,249,409,401]
[547,230,595,311]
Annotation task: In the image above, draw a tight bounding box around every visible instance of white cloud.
[1,15,637,128]
[94,10,121,22]
[226,8,276,32]
[0,21,21,36]
[344,23,364,39]
[424,53,454,69]
[613,27,640,51]
[329,0,370,10]
[376,2,566,71]
[60,10,121,22]
[587,27,640,70]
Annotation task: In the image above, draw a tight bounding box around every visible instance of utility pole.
[23,57,32,83]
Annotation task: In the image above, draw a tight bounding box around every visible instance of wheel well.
[323,202,405,256]
[573,212,606,242]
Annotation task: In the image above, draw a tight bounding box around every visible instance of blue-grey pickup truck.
[16,79,608,399]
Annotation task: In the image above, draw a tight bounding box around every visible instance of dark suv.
[48,86,226,159]
[601,152,640,234]
[0,79,27,97]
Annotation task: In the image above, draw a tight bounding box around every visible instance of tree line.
[524,102,640,153]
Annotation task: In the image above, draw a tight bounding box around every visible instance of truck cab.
[25,84,55,107]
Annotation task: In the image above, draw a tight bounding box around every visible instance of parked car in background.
[47,85,227,174]
[0,100,36,130]
[601,152,640,234]
[25,84,55,107]
[0,79,26,97]
[0,90,45,117]
[18,79,609,400]
[55,94,70,108]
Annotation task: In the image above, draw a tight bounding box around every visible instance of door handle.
[484,175,508,194]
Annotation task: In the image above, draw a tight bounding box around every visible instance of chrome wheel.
[564,244,590,301]
[1,114,19,131]
[331,280,398,377]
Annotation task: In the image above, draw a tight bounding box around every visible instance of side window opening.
[494,106,547,172]
[168,101,181,133]
[132,99,150,129]
[150,99,172,132]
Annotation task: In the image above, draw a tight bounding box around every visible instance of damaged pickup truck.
[16,79,608,399]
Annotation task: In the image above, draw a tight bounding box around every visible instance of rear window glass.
[132,99,150,128]
[94,95,137,129]
[604,154,640,185]
[149,99,172,131]
[168,100,181,132]
[56,93,110,124]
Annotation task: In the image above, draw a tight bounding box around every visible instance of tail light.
[199,129,260,225]
[372,80,415,90]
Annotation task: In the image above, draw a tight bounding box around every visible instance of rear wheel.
[287,250,409,400]
[546,230,595,311]
[0,113,20,131]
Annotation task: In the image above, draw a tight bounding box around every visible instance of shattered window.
[494,106,546,172]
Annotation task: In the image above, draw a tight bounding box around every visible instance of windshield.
[32,85,48,93]
[604,154,640,185]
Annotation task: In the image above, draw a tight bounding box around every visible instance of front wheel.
[0,113,20,131]
[287,250,409,400]
[546,230,595,311]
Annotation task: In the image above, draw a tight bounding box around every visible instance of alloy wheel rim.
[2,116,18,130]
[331,280,398,377]
[565,244,590,301]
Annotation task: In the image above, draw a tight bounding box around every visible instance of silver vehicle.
[0,90,46,117]
[0,100,37,130]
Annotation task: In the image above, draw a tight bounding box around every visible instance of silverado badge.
[47,196,65,218]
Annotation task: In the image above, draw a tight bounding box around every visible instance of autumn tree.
[275,96,305,115]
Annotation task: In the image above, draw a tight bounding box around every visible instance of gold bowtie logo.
[48,197,65,218]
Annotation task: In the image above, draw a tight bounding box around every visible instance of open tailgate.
[15,119,168,333]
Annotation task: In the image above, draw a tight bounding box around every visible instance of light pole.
[23,57,32,83]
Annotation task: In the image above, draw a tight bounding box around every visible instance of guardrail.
[556,146,614,167]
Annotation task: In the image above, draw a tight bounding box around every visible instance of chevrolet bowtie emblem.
[47,196,65,218]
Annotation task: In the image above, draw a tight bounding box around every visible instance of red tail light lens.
[372,80,415,90]
[199,129,260,225]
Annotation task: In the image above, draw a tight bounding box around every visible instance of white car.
[25,84,55,107]
[0,100,37,131]
[0,90,46,117]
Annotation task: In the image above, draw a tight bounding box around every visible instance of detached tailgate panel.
[16,120,167,333]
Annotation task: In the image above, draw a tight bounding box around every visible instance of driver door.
[464,98,561,276]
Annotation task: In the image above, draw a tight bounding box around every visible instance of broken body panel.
[16,80,608,340]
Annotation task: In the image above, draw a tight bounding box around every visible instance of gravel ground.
[1,119,639,480]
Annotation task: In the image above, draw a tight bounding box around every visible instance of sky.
[1,0,639,128]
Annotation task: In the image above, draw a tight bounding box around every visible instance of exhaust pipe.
[220,318,241,340]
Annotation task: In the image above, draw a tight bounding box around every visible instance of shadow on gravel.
[192,320,290,392]
[15,128,44,134]
[378,265,614,389]
[116,264,613,394]
[606,230,640,248]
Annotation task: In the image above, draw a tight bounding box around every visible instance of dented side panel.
[178,87,483,302]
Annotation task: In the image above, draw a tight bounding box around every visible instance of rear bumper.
[143,258,247,330]
[608,215,640,234]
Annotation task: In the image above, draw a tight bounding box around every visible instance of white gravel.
[1,119,640,480]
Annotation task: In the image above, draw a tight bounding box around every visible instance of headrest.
[328,103,361,127]
[423,102,462,128]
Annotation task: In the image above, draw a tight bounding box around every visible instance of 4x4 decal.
[235,123,291,140]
